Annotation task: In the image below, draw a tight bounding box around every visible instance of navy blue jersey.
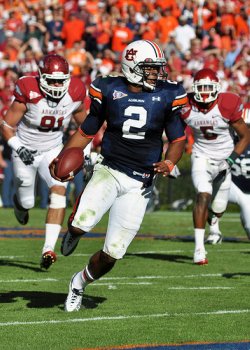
[80,76,187,183]
[231,144,250,193]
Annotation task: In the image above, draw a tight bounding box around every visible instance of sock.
[194,228,205,251]
[42,223,61,253]
[209,216,220,234]
[72,266,95,290]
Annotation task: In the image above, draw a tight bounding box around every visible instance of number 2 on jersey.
[122,106,146,140]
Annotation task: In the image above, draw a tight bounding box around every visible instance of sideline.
[78,341,250,350]
[0,227,249,242]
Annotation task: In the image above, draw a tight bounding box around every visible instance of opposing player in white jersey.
[181,68,250,265]
[214,107,250,239]
[0,54,86,269]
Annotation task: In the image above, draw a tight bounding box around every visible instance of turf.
[0,209,249,350]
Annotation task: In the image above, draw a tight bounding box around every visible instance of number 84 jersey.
[181,92,243,161]
[13,76,86,152]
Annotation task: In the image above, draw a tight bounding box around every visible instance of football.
[54,147,84,181]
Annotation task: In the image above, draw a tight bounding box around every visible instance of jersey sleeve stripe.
[172,96,188,107]
[89,84,102,102]
[170,135,186,143]
[78,127,95,139]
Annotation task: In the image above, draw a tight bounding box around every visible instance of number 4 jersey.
[79,75,187,183]
[181,92,243,161]
[13,76,86,152]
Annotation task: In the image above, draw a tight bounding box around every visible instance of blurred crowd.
[0,0,250,208]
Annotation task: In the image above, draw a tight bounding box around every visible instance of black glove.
[17,146,37,165]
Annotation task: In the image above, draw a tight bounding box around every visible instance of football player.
[0,54,87,269]
[50,39,187,312]
[181,68,250,265]
[212,108,250,240]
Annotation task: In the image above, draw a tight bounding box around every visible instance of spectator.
[66,40,94,77]
[171,15,196,56]
[61,12,85,49]
[156,7,178,49]
[45,7,64,47]
[224,40,242,68]
[111,18,134,61]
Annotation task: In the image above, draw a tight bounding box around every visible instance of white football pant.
[229,181,250,238]
[71,163,152,259]
[191,154,231,214]
[12,144,67,209]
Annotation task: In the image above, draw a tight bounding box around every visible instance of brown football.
[54,147,84,180]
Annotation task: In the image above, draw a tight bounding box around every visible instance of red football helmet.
[192,68,221,103]
[38,54,70,99]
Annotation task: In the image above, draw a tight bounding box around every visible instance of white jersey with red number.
[181,92,243,161]
[14,76,86,152]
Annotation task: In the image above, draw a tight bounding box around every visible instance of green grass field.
[0,208,249,350]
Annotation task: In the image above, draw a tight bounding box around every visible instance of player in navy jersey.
[50,40,187,312]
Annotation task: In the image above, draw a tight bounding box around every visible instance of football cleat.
[193,249,208,265]
[64,273,84,312]
[206,232,222,245]
[40,250,57,269]
[61,230,82,256]
[13,194,29,225]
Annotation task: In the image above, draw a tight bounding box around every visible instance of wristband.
[7,136,23,152]
[164,159,175,172]
[226,151,239,166]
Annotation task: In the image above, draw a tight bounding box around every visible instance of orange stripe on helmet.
[146,40,164,58]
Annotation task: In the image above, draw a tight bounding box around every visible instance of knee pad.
[49,193,66,209]
[211,198,227,214]
[19,196,34,210]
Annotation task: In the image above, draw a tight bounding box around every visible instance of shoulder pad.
[14,76,43,103]
[68,77,86,102]
[217,92,243,121]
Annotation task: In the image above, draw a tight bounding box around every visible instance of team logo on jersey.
[113,90,127,100]
[29,91,41,99]
[152,96,161,102]
[125,49,137,61]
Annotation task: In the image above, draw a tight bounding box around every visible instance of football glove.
[218,159,232,176]
[17,146,38,165]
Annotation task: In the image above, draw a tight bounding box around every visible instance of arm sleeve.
[79,77,106,137]
[165,84,187,142]
[164,109,186,143]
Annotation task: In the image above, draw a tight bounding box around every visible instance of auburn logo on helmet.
[125,49,137,61]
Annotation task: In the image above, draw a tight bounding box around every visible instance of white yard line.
[0,309,249,327]
[0,273,237,283]
[1,248,249,260]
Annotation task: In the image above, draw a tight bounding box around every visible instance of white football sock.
[194,228,205,251]
[72,266,95,290]
[209,216,220,234]
[42,223,61,253]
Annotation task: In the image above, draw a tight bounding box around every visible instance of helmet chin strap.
[143,80,155,90]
